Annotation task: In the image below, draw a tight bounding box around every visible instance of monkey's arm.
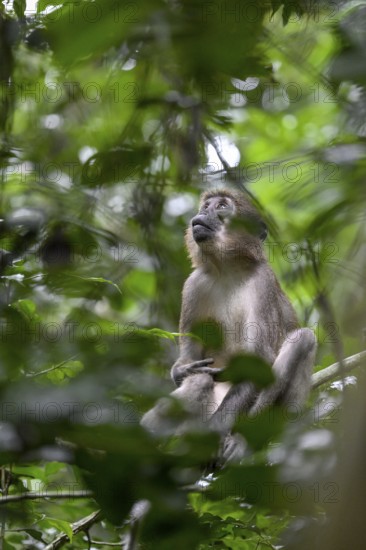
[172,275,224,386]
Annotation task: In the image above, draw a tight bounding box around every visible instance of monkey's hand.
[172,358,223,386]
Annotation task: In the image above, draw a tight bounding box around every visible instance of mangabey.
[141,189,317,462]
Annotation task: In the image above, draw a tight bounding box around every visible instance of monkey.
[140,371,217,436]
[141,189,317,463]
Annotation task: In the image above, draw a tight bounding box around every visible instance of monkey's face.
[191,195,235,243]
[186,190,267,266]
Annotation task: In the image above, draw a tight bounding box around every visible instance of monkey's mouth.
[192,220,214,242]
[192,219,212,231]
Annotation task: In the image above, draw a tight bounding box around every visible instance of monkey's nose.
[192,215,210,229]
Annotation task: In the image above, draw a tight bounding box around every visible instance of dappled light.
[0,0,365,549]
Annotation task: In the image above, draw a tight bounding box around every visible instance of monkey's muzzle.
[191,215,216,242]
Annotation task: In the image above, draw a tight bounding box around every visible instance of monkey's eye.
[217,202,228,209]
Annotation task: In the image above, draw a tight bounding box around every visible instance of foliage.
[0,0,365,548]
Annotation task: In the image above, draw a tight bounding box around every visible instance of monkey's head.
[186,189,267,267]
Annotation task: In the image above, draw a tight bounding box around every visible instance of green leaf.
[13,464,46,482]
[210,465,280,507]
[61,360,84,377]
[191,320,223,350]
[3,541,17,550]
[144,327,177,340]
[123,270,155,298]
[37,0,64,12]
[72,275,122,295]
[13,0,26,18]
[82,146,152,186]
[27,358,84,382]
[45,461,66,476]
[11,299,37,321]
[24,529,45,543]
[40,518,73,542]
[217,354,275,387]
[47,369,65,382]
[45,0,160,66]
[234,406,286,450]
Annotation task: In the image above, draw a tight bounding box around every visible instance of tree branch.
[0,490,93,505]
[311,350,366,389]
[44,510,103,550]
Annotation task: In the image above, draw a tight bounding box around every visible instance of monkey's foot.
[220,433,248,465]
[175,358,224,381]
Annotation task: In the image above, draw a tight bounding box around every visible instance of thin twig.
[90,542,123,547]
[44,510,103,550]
[25,355,79,378]
[0,490,93,505]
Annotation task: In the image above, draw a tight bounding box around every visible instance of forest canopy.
[0,0,366,548]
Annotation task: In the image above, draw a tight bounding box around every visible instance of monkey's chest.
[197,282,254,357]
[212,381,231,412]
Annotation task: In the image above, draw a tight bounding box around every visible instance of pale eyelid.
[217,201,229,209]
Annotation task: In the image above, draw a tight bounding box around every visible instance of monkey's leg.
[207,381,258,434]
[210,329,316,465]
[249,328,317,417]
[206,384,257,468]
[141,373,216,436]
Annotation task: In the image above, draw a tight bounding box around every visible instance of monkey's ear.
[259,222,268,241]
